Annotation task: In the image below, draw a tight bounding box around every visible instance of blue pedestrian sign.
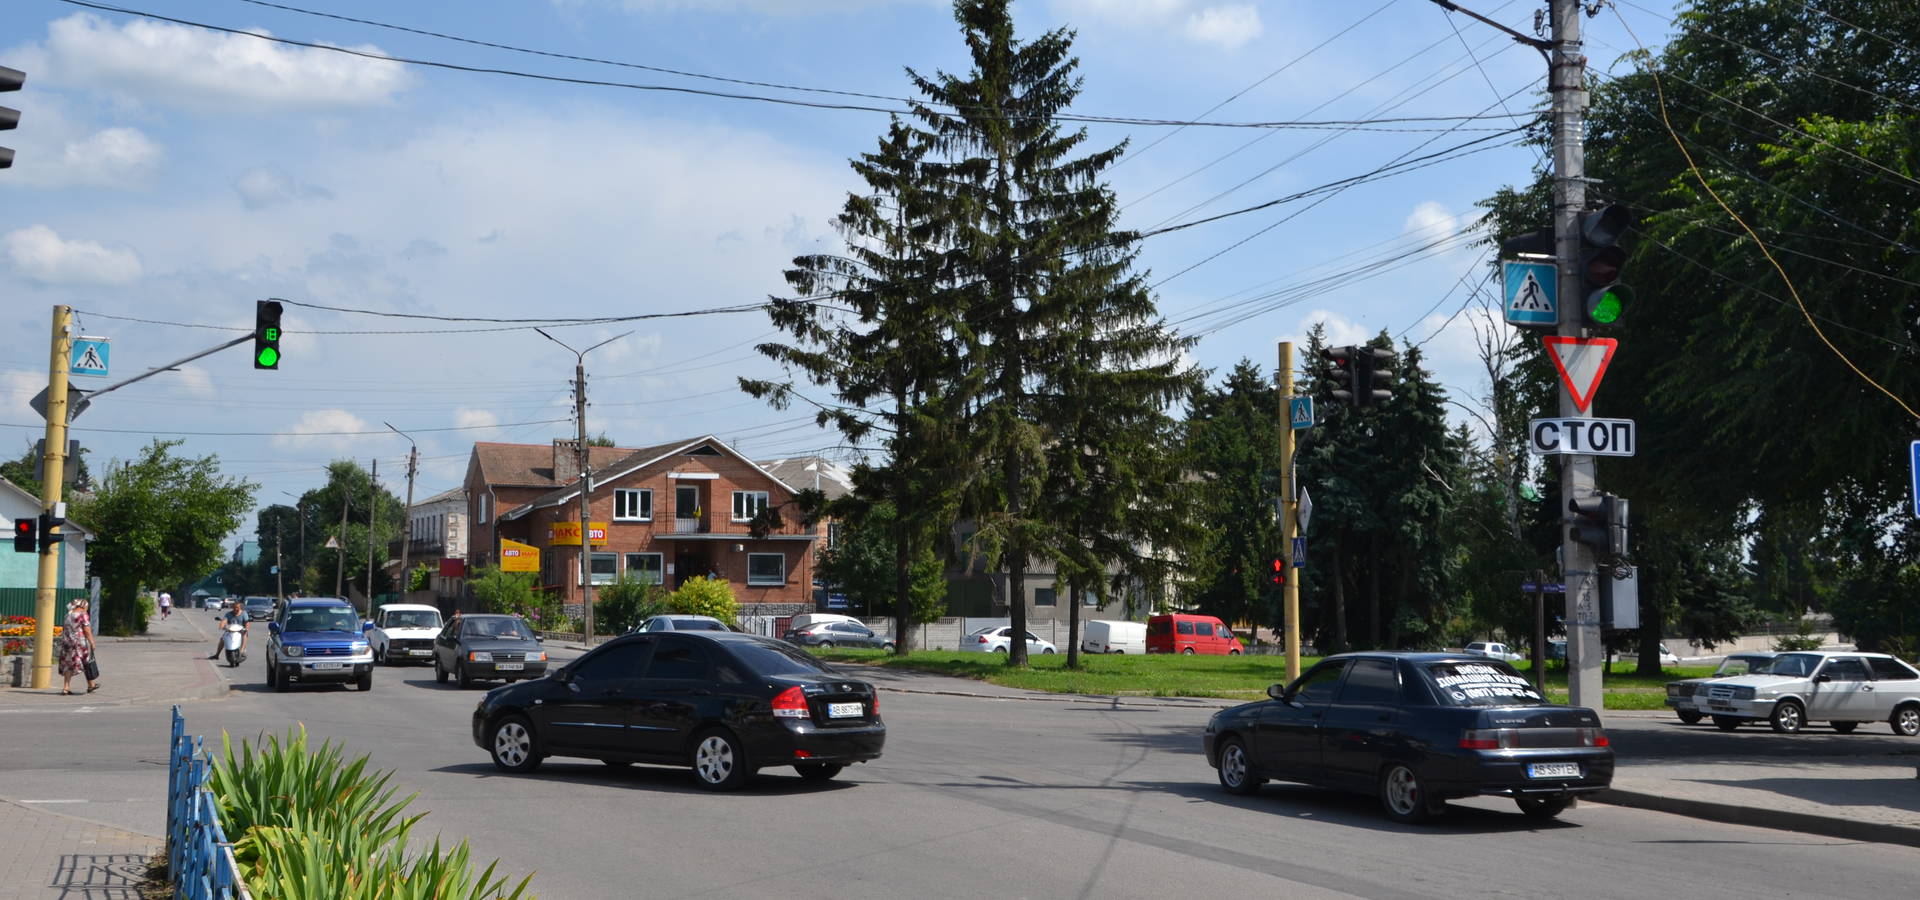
[1291,537,1306,569]
[1502,260,1558,327]
[1910,441,1920,517]
[69,337,110,377]
[1288,396,1313,430]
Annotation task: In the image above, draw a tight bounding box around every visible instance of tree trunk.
[1330,534,1348,653]
[892,389,914,656]
[1066,575,1083,669]
[1637,595,1664,677]
[1367,532,1381,649]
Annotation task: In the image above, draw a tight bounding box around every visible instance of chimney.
[553,438,581,484]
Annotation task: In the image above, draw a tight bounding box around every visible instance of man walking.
[158,591,172,620]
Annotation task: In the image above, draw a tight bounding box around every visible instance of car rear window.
[1423,661,1547,707]
[1147,619,1170,636]
[673,618,728,631]
[1869,657,1920,680]
[728,639,832,677]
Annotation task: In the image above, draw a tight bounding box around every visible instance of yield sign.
[1542,336,1618,412]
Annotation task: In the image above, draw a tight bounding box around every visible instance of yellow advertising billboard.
[549,521,609,546]
[500,538,540,573]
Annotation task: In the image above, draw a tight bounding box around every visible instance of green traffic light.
[257,347,279,367]
[1590,291,1622,324]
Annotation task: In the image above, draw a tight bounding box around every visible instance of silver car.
[1664,651,1777,724]
[1694,651,1920,735]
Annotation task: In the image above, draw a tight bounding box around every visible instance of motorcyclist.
[206,605,248,659]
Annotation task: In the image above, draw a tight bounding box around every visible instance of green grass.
[814,648,1709,710]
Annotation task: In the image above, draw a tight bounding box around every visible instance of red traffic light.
[13,517,36,553]
[1268,555,1287,586]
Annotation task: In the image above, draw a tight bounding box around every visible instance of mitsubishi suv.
[266,597,375,692]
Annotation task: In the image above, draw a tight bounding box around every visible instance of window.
[1335,659,1402,706]
[1421,661,1546,707]
[748,553,785,586]
[1034,588,1056,607]
[732,491,769,522]
[1195,621,1215,636]
[1820,658,1869,682]
[1293,662,1348,705]
[614,489,652,521]
[827,522,842,548]
[645,637,711,680]
[1084,590,1100,606]
[477,493,491,525]
[1177,621,1195,635]
[676,485,700,518]
[570,641,652,682]
[625,553,664,585]
[1869,657,1920,681]
[588,552,619,585]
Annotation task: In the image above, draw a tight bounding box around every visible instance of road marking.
[19,799,87,804]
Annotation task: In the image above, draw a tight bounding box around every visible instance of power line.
[0,416,572,437]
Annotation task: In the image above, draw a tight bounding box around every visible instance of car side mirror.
[362,621,375,632]
[1267,683,1288,702]
[1815,673,1832,683]
[267,622,281,635]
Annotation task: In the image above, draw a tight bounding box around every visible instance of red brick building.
[463,437,817,609]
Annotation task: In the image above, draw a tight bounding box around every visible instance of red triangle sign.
[1542,336,1618,412]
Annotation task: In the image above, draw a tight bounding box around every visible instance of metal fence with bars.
[168,705,251,900]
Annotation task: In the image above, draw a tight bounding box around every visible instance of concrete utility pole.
[365,457,378,613]
[537,328,630,645]
[1549,0,1603,709]
[387,423,418,603]
[29,305,73,689]
[1277,342,1302,684]
[276,523,285,600]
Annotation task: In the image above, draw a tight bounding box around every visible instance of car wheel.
[1831,721,1857,734]
[271,661,289,693]
[1215,737,1261,796]
[488,716,541,774]
[265,659,278,690]
[796,763,843,782]
[1769,699,1805,734]
[1229,649,1241,656]
[1379,763,1440,824]
[690,728,750,791]
[1677,709,1703,725]
[819,641,834,649]
[356,669,373,692]
[1891,704,1920,737]
[994,646,1008,654]
[457,662,475,690]
[880,642,895,653]
[1712,716,1742,731]
[1182,647,1195,655]
[1515,795,1572,819]
[434,658,449,684]
[1042,647,1055,654]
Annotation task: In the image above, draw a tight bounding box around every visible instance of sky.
[0,0,1680,542]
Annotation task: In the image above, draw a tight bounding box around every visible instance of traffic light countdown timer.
[254,300,283,369]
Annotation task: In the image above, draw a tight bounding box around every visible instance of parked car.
[1665,651,1777,724]
[1693,651,1920,735]
[367,603,444,666]
[785,620,894,651]
[1203,653,1614,822]
[242,596,277,622]
[1463,641,1525,662]
[788,612,861,634]
[1146,614,1242,655]
[1082,620,1147,655]
[630,614,732,634]
[472,631,885,790]
[435,614,548,688]
[960,625,1056,655]
[264,597,374,692]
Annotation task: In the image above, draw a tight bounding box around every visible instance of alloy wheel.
[696,735,735,784]
[493,721,531,768]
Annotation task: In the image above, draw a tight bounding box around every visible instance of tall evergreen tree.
[1183,360,1283,631]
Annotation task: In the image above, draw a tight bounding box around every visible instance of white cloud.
[33,13,412,113]
[452,408,501,431]
[272,409,373,452]
[1,369,43,421]
[1281,309,1373,350]
[556,0,924,13]
[1404,200,1463,238]
[175,365,216,398]
[1054,0,1262,49]
[1182,4,1262,50]
[56,127,162,187]
[0,95,163,189]
[234,168,332,210]
[2,225,142,285]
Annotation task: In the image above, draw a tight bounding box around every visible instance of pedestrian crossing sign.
[1289,396,1313,430]
[69,337,110,377]
[1502,260,1558,327]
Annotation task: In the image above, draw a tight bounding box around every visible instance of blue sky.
[0,0,1676,531]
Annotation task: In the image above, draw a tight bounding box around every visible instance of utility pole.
[387,424,418,602]
[537,328,630,645]
[1549,0,1603,709]
[276,523,285,600]
[29,305,73,690]
[1277,342,1302,684]
[334,495,348,598]
[365,457,378,614]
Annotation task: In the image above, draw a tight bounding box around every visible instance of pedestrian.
[158,591,172,620]
[57,597,99,695]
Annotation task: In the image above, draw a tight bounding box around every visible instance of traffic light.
[1578,205,1633,328]
[12,517,34,553]
[254,299,283,369]
[1358,346,1394,407]
[1,66,22,171]
[37,508,64,554]
[1267,554,1287,587]
[1321,345,1359,407]
[1568,492,1628,561]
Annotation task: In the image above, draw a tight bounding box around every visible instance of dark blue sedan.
[1203,652,1613,822]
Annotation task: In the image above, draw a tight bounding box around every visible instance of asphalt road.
[3,654,1915,900]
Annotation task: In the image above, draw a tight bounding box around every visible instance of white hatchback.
[961,626,1057,655]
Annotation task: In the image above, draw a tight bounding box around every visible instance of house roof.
[413,485,466,507]
[499,435,797,520]
[0,476,93,537]
[469,441,653,488]
[755,456,854,501]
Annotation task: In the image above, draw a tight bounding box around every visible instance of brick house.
[463,437,817,611]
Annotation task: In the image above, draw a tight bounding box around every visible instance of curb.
[867,682,1239,710]
[1590,787,1920,849]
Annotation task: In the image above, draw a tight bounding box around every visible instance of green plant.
[667,576,737,625]
[1773,617,1825,652]
[406,563,433,593]
[467,566,552,619]
[597,576,667,635]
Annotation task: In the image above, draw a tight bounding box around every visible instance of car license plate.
[312,662,345,670]
[1527,762,1580,778]
[828,702,863,718]
[496,662,524,671]
[1711,705,1738,713]
[410,649,431,656]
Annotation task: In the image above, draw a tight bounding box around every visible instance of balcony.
[673,518,709,534]
[388,536,446,558]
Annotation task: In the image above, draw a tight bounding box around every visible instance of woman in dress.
[58,597,98,695]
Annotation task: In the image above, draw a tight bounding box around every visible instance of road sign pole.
[1277,341,1302,683]
[30,305,73,689]
[1549,0,1604,709]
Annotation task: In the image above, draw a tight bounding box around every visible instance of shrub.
[406,563,433,593]
[596,576,668,635]
[1773,617,1824,652]
[668,576,738,625]
[467,566,554,620]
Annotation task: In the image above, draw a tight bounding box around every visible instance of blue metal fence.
[168,706,251,900]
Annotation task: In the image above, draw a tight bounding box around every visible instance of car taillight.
[870,692,878,716]
[1576,727,1609,747]
[976,635,989,643]
[1458,728,1519,750]
[771,686,810,719]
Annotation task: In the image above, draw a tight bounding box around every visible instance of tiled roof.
[469,441,651,488]
[414,485,466,506]
[498,435,796,519]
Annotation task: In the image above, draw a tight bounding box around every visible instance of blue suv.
[266,597,375,692]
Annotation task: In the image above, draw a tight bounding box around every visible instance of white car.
[961,626,1056,655]
[1696,651,1920,735]
[1463,641,1524,662]
[367,603,445,666]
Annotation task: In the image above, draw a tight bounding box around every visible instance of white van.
[1082,620,1147,655]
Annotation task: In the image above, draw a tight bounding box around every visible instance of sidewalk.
[0,606,231,709]
[0,799,161,900]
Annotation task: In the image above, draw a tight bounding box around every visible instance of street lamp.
[535,327,631,645]
[385,422,419,603]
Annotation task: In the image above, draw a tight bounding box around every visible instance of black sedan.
[433,614,549,688]
[1203,652,1613,822]
[472,631,884,790]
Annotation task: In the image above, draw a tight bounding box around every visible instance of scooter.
[222,621,247,668]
